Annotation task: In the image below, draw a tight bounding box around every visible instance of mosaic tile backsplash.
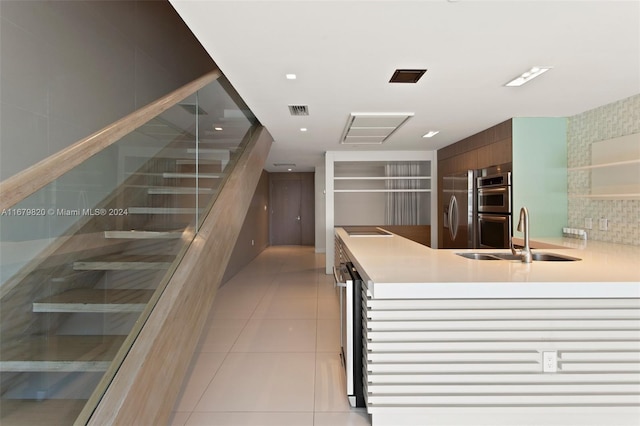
[567,94,640,245]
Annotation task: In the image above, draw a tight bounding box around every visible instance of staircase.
[0,74,260,424]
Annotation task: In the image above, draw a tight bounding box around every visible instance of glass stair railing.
[0,73,259,425]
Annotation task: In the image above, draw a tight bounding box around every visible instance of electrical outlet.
[584,217,592,230]
[251,239,255,246]
[599,218,608,231]
[542,351,558,373]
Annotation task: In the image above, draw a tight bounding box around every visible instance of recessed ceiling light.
[505,66,552,87]
[213,127,223,131]
[287,168,293,171]
[286,74,297,80]
[300,128,308,132]
[422,130,440,138]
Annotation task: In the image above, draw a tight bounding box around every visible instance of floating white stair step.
[138,221,190,231]
[147,186,214,195]
[103,230,182,239]
[186,148,231,155]
[73,254,174,270]
[162,172,223,179]
[175,159,221,165]
[127,207,202,215]
[0,335,126,372]
[33,289,154,313]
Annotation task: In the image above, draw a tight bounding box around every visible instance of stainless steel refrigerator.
[442,170,475,248]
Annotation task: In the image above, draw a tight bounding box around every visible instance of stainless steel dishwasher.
[333,261,365,407]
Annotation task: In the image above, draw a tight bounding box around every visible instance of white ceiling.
[170,0,640,172]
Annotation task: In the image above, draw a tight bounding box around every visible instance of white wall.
[314,165,326,253]
[0,0,215,180]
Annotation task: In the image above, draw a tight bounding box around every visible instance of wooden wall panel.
[87,127,273,426]
[221,170,270,283]
[300,173,315,245]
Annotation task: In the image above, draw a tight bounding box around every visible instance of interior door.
[270,178,302,245]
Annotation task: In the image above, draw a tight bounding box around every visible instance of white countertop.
[335,227,640,299]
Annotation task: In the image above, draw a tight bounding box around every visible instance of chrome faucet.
[510,206,532,263]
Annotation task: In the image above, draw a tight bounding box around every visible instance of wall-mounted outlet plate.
[584,217,593,230]
[542,351,558,373]
[599,218,608,231]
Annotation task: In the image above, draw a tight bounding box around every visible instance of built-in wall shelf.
[568,133,640,200]
[568,158,640,171]
[334,175,431,193]
[569,193,640,199]
[325,152,437,273]
[334,176,432,180]
[334,162,431,193]
[334,189,432,193]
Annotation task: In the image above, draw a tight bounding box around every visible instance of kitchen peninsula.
[335,227,640,426]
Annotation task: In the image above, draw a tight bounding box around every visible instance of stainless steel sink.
[529,253,581,262]
[457,253,504,261]
[488,253,522,261]
[457,252,580,262]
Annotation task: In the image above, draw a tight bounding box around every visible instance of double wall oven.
[476,171,512,248]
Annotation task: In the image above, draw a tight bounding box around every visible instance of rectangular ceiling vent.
[389,69,427,83]
[288,105,309,116]
[340,113,414,145]
[274,163,296,167]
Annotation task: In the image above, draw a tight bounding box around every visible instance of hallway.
[169,246,370,426]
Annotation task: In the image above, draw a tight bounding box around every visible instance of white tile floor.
[169,246,371,426]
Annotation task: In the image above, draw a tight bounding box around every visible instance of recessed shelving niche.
[568,132,640,200]
[333,161,431,193]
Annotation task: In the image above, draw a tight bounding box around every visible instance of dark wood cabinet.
[438,119,512,175]
[437,119,513,247]
[477,138,512,169]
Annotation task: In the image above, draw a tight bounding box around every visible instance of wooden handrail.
[0,70,221,210]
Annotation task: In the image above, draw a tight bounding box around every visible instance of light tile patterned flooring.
[169,246,371,426]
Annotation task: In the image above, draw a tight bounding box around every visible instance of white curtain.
[385,162,421,225]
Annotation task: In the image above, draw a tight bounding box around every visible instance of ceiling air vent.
[389,69,427,83]
[340,113,414,145]
[288,105,309,116]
